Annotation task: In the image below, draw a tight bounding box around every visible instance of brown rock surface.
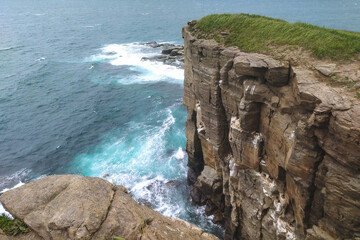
[0,232,42,240]
[182,22,360,240]
[0,175,218,240]
[1,175,113,240]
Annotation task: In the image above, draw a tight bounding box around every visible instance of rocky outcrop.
[182,22,360,240]
[141,42,184,67]
[0,175,218,240]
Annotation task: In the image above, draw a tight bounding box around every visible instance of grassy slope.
[193,14,360,60]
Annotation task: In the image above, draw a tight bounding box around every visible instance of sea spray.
[84,43,184,85]
[68,99,223,236]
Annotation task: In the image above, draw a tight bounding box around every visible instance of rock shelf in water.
[140,42,184,67]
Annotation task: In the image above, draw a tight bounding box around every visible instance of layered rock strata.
[0,175,218,240]
[182,23,360,240]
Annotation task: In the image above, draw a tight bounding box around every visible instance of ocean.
[1,0,360,237]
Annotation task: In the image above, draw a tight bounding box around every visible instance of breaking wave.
[84,43,184,84]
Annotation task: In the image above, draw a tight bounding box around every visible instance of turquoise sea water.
[1,0,360,236]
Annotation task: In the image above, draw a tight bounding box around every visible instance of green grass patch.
[193,14,360,60]
[0,214,30,236]
[112,237,126,240]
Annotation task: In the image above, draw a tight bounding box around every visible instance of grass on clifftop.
[193,14,360,60]
[0,214,30,236]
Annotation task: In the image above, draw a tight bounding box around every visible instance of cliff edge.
[183,15,360,240]
[0,175,218,240]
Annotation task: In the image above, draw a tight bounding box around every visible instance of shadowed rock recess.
[0,175,218,240]
[182,22,360,240]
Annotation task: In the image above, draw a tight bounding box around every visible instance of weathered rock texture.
[183,23,360,240]
[0,175,218,240]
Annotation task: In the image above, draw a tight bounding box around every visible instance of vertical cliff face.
[182,23,360,240]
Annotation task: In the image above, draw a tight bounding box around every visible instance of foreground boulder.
[0,175,218,240]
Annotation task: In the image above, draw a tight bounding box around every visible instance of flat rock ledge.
[0,175,218,240]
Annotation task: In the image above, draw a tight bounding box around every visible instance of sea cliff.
[183,15,360,240]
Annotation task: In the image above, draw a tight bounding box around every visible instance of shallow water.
[1,0,360,237]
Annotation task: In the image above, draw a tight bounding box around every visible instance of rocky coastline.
[141,42,184,67]
[0,175,218,240]
[1,19,359,240]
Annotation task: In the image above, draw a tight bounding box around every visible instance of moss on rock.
[0,214,30,236]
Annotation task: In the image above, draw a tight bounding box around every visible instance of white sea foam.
[0,204,11,218]
[83,24,101,28]
[131,176,164,192]
[36,57,46,61]
[0,181,25,194]
[0,168,30,190]
[131,176,166,199]
[81,106,178,179]
[155,202,181,218]
[174,147,185,160]
[0,46,15,51]
[72,105,189,219]
[85,43,184,84]
[70,102,223,235]
[0,181,24,217]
